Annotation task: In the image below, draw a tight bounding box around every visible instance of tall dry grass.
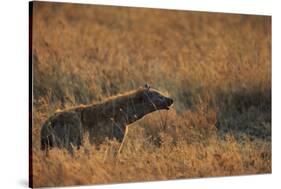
[31,2,271,187]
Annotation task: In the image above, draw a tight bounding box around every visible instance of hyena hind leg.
[42,111,83,155]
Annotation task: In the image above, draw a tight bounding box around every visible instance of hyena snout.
[166,97,173,105]
[156,96,173,110]
[164,97,173,109]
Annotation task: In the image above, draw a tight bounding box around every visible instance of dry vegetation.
[31,2,271,187]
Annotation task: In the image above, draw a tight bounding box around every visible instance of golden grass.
[31,2,271,187]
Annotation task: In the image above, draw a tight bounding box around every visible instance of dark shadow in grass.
[215,87,271,141]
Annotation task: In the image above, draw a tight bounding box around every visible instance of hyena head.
[134,84,174,114]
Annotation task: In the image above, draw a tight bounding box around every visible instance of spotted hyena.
[40,84,174,154]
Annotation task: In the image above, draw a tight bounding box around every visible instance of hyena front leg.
[118,126,129,155]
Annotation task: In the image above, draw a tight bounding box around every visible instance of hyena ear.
[144,83,150,90]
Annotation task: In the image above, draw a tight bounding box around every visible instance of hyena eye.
[159,96,165,100]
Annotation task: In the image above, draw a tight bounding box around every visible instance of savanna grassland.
[30,2,271,187]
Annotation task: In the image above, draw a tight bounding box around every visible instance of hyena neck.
[99,88,153,125]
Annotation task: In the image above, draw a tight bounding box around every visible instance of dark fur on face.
[142,87,174,110]
[131,85,173,114]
